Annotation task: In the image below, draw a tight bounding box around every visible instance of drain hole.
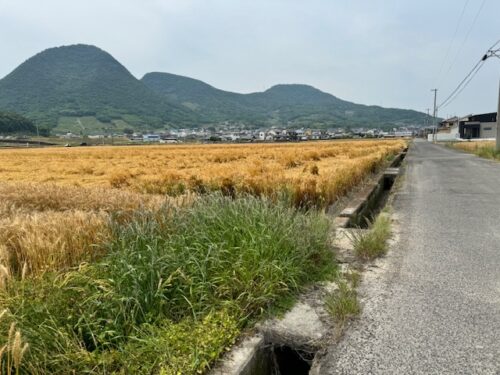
[271,345,315,375]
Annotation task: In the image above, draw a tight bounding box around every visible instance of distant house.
[143,134,160,142]
[128,133,143,141]
[238,134,254,143]
[311,131,321,140]
[439,116,461,132]
[160,133,178,143]
[455,112,497,139]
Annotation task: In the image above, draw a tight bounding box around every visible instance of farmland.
[0,139,406,207]
[0,139,406,374]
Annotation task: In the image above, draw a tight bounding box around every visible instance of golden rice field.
[0,139,407,373]
[0,140,406,206]
[0,140,405,278]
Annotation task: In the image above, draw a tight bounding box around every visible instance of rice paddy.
[0,140,406,207]
[0,139,406,373]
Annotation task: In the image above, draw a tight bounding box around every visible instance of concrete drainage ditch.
[211,149,408,375]
[335,148,407,229]
[211,297,332,375]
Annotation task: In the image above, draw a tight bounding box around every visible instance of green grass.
[54,116,133,136]
[0,195,335,374]
[349,213,392,260]
[325,281,360,326]
[475,146,500,160]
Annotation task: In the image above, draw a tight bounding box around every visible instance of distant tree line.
[0,110,49,135]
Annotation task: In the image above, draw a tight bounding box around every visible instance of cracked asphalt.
[314,140,500,374]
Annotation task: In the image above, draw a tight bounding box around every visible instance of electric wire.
[438,59,484,109]
[434,0,470,87]
[437,39,500,109]
[444,0,487,78]
[439,61,485,110]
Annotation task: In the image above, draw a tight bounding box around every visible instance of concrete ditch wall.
[210,148,408,375]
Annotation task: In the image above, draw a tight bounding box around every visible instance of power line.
[443,0,487,79]
[435,0,470,86]
[438,59,484,109]
[439,61,485,110]
[437,39,500,110]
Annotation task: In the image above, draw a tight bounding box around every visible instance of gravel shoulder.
[313,140,500,374]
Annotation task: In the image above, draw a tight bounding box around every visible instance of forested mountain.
[0,44,428,131]
[0,45,196,128]
[142,73,428,128]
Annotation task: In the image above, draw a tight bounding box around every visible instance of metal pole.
[496,79,500,150]
[426,108,430,137]
[431,89,438,142]
[35,121,41,147]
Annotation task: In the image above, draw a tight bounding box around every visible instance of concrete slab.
[259,302,327,350]
[384,167,400,177]
[210,334,267,375]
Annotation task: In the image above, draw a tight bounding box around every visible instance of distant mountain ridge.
[142,72,427,128]
[0,44,428,131]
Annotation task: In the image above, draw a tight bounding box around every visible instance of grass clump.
[0,194,335,374]
[325,281,360,326]
[475,146,500,160]
[350,213,391,260]
[450,141,500,161]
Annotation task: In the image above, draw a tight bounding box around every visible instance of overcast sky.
[0,0,499,117]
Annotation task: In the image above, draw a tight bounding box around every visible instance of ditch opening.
[269,345,315,375]
[347,179,392,229]
[345,150,406,229]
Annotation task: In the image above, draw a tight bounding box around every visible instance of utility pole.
[35,120,41,147]
[481,47,499,149]
[424,108,430,139]
[431,89,438,142]
[497,80,500,150]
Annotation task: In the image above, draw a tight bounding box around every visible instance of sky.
[0,0,499,117]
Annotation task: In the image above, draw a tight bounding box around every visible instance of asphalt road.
[315,140,500,374]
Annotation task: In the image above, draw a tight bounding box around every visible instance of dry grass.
[0,140,405,277]
[0,140,406,207]
[451,140,494,152]
[0,210,111,278]
[0,183,196,278]
[0,183,177,214]
[451,141,500,160]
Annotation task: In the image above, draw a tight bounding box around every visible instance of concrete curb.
[334,150,407,228]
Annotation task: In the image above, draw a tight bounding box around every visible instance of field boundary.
[334,148,407,228]
[210,147,408,375]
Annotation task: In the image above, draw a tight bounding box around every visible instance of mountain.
[0,44,428,132]
[0,44,196,129]
[142,73,428,129]
[141,72,251,121]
